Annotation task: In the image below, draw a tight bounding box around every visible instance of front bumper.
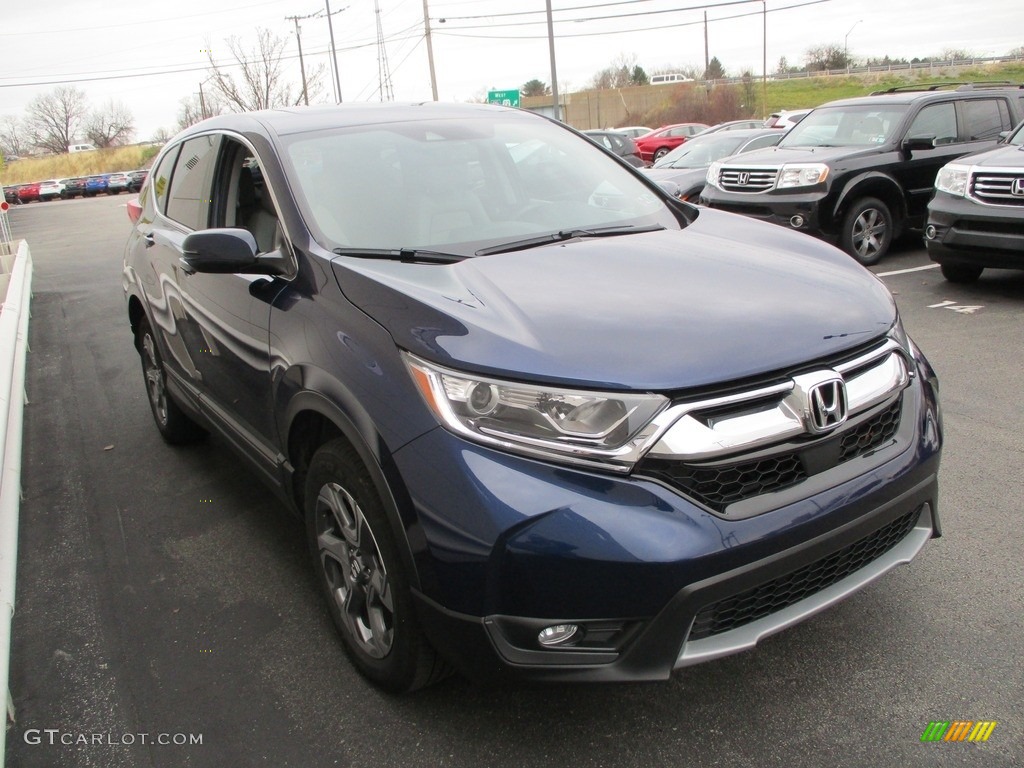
[926,193,1024,268]
[396,365,941,683]
[699,186,830,238]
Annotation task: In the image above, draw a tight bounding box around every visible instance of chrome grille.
[719,168,778,192]
[970,171,1024,206]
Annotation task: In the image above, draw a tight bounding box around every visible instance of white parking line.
[875,264,940,277]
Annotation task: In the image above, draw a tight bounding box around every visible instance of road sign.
[487,89,521,108]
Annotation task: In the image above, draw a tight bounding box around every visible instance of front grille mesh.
[971,172,1024,206]
[687,507,921,641]
[641,399,902,513]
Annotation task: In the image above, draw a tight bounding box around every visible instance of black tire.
[653,147,670,161]
[135,317,207,444]
[841,197,893,266]
[305,439,449,692]
[940,263,983,283]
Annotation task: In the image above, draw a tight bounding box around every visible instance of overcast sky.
[2,0,1021,143]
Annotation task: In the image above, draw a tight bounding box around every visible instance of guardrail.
[0,237,32,765]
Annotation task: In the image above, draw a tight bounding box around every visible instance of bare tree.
[83,100,135,148]
[0,115,29,157]
[205,28,325,112]
[151,126,174,144]
[804,44,849,72]
[939,47,974,61]
[25,86,90,154]
[176,93,223,131]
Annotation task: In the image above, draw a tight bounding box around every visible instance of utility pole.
[703,11,709,80]
[286,13,315,105]
[323,1,345,103]
[198,81,208,120]
[545,0,560,121]
[422,0,438,101]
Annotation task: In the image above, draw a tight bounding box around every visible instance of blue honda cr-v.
[123,103,942,692]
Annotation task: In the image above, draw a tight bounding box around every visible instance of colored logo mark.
[921,721,997,742]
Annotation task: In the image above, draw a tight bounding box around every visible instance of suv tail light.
[126,198,142,224]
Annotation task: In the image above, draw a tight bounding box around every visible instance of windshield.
[780,105,908,148]
[653,134,750,169]
[282,114,680,256]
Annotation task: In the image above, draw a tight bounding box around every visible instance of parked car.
[3,185,24,205]
[17,182,40,203]
[643,128,785,201]
[582,129,645,167]
[84,175,109,197]
[127,169,149,192]
[612,126,653,139]
[692,120,766,137]
[925,119,1024,282]
[38,179,66,202]
[124,103,941,693]
[702,83,1024,264]
[634,123,710,163]
[61,177,86,199]
[764,109,813,129]
[106,172,132,194]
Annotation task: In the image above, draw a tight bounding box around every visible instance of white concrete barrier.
[0,239,32,764]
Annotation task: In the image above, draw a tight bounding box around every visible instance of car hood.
[643,167,709,193]
[724,144,884,168]
[331,209,896,391]
[959,142,1024,168]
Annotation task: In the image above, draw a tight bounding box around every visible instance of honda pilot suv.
[701,83,1024,264]
[123,103,942,692]
[925,118,1024,282]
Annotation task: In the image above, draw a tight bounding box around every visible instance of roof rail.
[870,81,1022,95]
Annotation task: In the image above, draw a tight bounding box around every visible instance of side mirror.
[902,134,936,152]
[655,180,682,199]
[181,229,269,274]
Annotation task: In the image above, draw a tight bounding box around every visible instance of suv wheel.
[136,317,207,444]
[305,439,449,692]
[841,197,893,266]
[940,263,983,283]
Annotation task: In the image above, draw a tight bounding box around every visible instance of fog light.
[924,224,937,240]
[537,624,580,647]
[790,215,805,228]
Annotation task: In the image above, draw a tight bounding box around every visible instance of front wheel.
[841,197,893,266]
[653,147,670,161]
[940,263,983,283]
[305,439,449,692]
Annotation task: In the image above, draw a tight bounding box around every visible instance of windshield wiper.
[475,224,665,257]
[332,247,465,264]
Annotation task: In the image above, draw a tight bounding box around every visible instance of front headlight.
[706,161,723,189]
[776,163,829,189]
[404,353,669,470]
[935,163,970,197]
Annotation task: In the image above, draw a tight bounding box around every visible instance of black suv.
[925,119,1024,282]
[701,83,1024,264]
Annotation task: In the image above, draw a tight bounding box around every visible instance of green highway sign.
[487,89,521,108]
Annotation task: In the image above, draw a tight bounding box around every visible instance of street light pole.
[762,1,767,118]
[844,19,863,68]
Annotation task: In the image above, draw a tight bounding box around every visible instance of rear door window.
[165,135,220,230]
[961,98,1012,141]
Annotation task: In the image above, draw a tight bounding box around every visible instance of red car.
[17,182,40,203]
[634,123,710,163]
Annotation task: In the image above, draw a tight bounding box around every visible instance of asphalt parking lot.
[5,195,1023,767]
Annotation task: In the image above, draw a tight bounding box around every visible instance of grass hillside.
[1,145,161,185]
